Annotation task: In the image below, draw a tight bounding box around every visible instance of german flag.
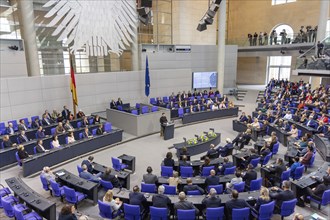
[70,57,78,106]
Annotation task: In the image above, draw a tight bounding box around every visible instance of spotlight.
[138,7,151,25]
[197,22,207,32]
[280,50,285,55]
[299,50,304,54]
[8,45,18,50]
[196,0,223,32]
[204,16,214,25]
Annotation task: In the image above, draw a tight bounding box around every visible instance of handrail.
[298,35,330,58]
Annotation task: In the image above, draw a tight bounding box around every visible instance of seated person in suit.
[18,119,28,131]
[298,140,314,156]
[320,126,330,140]
[110,99,117,109]
[51,135,61,148]
[242,164,257,187]
[2,135,17,148]
[289,156,301,178]
[200,157,213,173]
[303,175,330,205]
[36,126,46,139]
[239,112,248,123]
[249,187,272,212]
[129,185,147,212]
[300,145,314,166]
[96,124,105,135]
[232,129,252,150]
[94,115,101,124]
[36,139,49,153]
[18,130,29,143]
[179,155,191,167]
[167,171,181,192]
[281,121,291,132]
[270,180,295,213]
[218,157,234,175]
[103,190,123,217]
[256,111,264,121]
[240,149,259,169]
[81,156,94,173]
[204,144,218,159]
[152,185,171,210]
[31,118,41,129]
[288,124,298,140]
[61,106,70,120]
[116,98,123,106]
[82,116,89,127]
[202,188,222,212]
[316,121,326,134]
[267,158,287,186]
[217,138,233,157]
[6,123,15,135]
[55,122,65,135]
[63,120,74,131]
[163,152,174,167]
[205,169,220,188]
[42,114,52,126]
[77,109,85,119]
[41,166,55,182]
[67,131,75,144]
[82,127,93,139]
[174,192,199,215]
[143,166,158,184]
[305,116,317,128]
[79,164,101,182]
[283,111,293,120]
[249,118,261,130]
[179,147,190,159]
[226,171,243,191]
[259,144,271,164]
[183,178,204,195]
[101,167,122,188]
[225,190,249,219]
[17,145,30,160]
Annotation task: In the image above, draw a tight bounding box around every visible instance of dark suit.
[305,184,330,201]
[219,162,234,175]
[183,184,204,195]
[110,101,117,109]
[64,123,74,131]
[18,135,29,143]
[96,127,103,135]
[202,196,222,208]
[82,131,91,139]
[36,130,45,139]
[129,192,147,210]
[254,198,272,211]
[6,127,14,135]
[3,140,14,148]
[116,100,123,106]
[17,149,29,159]
[58,213,78,220]
[18,124,28,131]
[62,109,70,119]
[81,160,93,173]
[42,118,51,126]
[305,119,317,128]
[205,175,220,187]
[179,161,191,167]
[239,115,248,123]
[152,194,171,208]
[164,158,174,167]
[101,173,121,188]
[174,200,199,214]
[217,143,233,157]
[31,121,40,129]
[270,189,295,212]
[36,144,46,153]
[225,198,249,219]
[79,171,99,182]
[143,173,158,184]
[242,170,257,187]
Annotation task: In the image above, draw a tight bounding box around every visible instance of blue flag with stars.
[145,56,150,97]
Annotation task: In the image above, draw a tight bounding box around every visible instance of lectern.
[163,123,174,140]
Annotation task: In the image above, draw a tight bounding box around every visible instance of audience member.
[174,192,199,215]
[36,139,49,153]
[17,145,30,160]
[250,187,272,211]
[6,122,15,135]
[129,185,147,212]
[225,190,249,219]
[163,152,174,167]
[18,119,28,131]
[55,122,65,135]
[58,205,78,220]
[77,109,86,119]
[101,167,122,188]
[202,188,222,210]
[270,180,295,213]
[2,135,17,148]
[51,135,61,148]
[168,171,181,191]
[205,169,220,188]
[62,106,70,120]
[218,157,234,175]
[242,164,257,187]
[41,166,55,182]
[96,124,105,135]
[103,190,122,217]
[67,131,76,144]
[152,185,171,209]
[143,166,158,184]
[81,156,94,173]
[82,127,92,139]
[36,126,46,139]
[217,138,233,157]
[226,171,243,191]
[289,156,301,178]
[79,164,101,182]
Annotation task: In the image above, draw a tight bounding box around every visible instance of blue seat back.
[224,166,236,175]
[79,132,84,139]
[49,179,63,197]
[232,207,250,220]
[89,118,94,125]
[161,166,173,177]
[150,206,168,220]
[272,142,280,155]
[117,105,123,111]
[233,182,245,192]
[206,207,225,220]
[258,201,275,220]
[92,129,97,135]
[65,137,69,144]
[104,122,112,132]
[202,166,214,177]
[8,120,18,131]
[187,190,201,195]
[112,157,125,171]
[250,178,262,191]
[207,185,223,194]
[163,184,176,195]
[77,122,82,128]
[261,153,272,166]
[294,165,304,180]
[163,97,169,103]
[309,153,316,167]
[177,209,195,220]
[141,106,149,114]
[20,118,29,128]
[124,203,141,220]
[151,106,158,112]
[1,196,16,217]
[250,157,260,168]
[141,183,157,193]
[63,186,78,204]
[280,199,297,217]
[321,189,330,206]
[180,166,193,178]
[98,200,113,219]
[77,165,83,174]
[31,116,40,123]
[40,175,49,191]
[281,170,290,181]
[150,98,156,105]
[33,146,37,154]
[51,128,56,135]
[131,110,138,115]
[178,108,184,117]
[100,180,114,191]
[15,152,22,166]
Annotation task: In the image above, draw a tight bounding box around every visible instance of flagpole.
[69,54,77,119]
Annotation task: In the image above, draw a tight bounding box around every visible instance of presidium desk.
[182,107,239,124]
[21,129,123,177]
[106,104,171,136]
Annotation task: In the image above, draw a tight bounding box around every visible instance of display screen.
[192,71,218,89]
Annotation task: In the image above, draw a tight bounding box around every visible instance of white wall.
[0,69,191,122]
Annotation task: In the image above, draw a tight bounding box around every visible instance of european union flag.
[145,56,150,97]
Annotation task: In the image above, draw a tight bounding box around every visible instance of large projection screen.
[192,71,218,89]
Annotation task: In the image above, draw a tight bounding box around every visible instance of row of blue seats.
[150,94,222,105]
[117,105,159,114]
